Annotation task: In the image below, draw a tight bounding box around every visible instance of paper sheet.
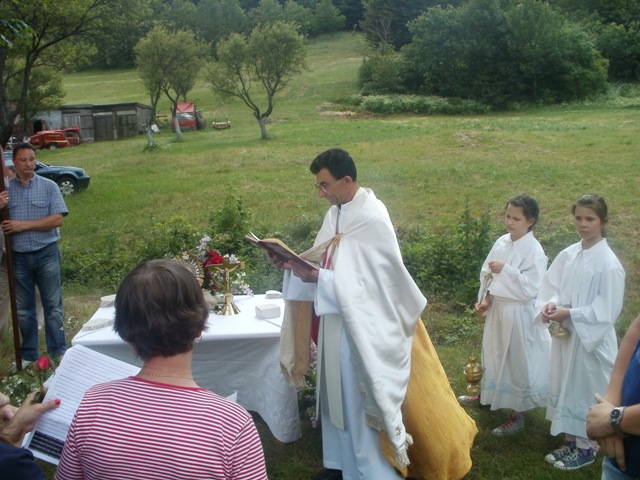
[23,344,139,465]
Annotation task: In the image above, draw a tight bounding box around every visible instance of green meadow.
[3,31,640,479]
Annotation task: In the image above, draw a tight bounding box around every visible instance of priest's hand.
[475,295,491,318]
[290,263,319,283]
[267,253,289,270]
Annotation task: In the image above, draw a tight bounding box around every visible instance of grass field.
[2,31,640,479]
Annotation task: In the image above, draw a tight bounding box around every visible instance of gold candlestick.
[464,354,484,396]
[208,255,245,315]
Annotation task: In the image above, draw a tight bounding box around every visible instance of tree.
[208,21,306,139]
[0,15,29,48]
[334,0,365,30]
[246,0,284,30]
[8,66,65,134]
[311,0,346,36]
[360,0,459,50]
[595,21,640,81]
[283,1,314,35]
[549,0,640,81]
[85,8,154,69]
[0,0,148,147]
[135,26,207,142]
[505,0,608,102]
[401,0,608,106]
[194,0,247,51]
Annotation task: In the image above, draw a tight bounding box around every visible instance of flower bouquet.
[174,235,253,313]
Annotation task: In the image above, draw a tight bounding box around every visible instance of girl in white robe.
[462,194,550,436]
[537,194,625,471]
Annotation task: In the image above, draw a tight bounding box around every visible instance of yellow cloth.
[279,300,313,388]
[381,320,478,480]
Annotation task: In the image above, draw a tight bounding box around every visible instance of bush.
[400,204,497,310]
[401,0,609,107]
[61,195,587,309]
[343,94,491,115]
[358,52,405,95]
[60,194,321,295]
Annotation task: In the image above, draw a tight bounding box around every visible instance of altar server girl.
[537,194,625,471]
[459,194,551,437]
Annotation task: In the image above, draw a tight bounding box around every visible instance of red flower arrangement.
[203,250,224,267]
[191,235,253,297]
[202,250,224,291]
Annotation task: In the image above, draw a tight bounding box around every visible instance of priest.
[275,148,477,480]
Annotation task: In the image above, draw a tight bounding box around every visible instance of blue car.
[3,150,90,196]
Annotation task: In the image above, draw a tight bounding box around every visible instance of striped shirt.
[55,377,268,480]
[7,175,68,253]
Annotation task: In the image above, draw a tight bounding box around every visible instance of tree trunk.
[146,125,155,148]
[258,117,268,139]
[174,113,183,141]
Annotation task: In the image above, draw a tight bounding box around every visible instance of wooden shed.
[90,103,152,141]
[39,102,153,142]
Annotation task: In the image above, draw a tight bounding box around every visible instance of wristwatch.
[610,406,626,435]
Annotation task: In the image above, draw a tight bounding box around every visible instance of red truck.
[172,102,207,131]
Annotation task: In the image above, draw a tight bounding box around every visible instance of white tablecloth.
[71,295,302,443]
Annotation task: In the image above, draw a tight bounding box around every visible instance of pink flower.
[33,356,55,403]
[35,356,51,372]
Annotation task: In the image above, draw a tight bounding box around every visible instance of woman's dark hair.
[114,259,209,361]
[506,193,540,231]
[310,148,357,181]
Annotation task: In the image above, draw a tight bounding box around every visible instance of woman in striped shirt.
[55,259,268,480]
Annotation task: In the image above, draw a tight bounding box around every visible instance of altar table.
[71,294,302,443]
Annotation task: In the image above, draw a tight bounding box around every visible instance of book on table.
[245,232,318,272]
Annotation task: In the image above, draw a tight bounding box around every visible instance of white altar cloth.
[71,295,302,443]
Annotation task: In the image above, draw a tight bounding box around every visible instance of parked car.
[3,151,90,196]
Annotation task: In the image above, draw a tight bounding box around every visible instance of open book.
[23,345,241,465]
[245,232,318,273]
[23,345,140,465]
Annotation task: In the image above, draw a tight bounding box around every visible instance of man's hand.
[290,263,319,283]
[597,434,626,471]
[2,219,22,234]
[587,393,616,438]
[587,393,627,470]
[0,190,8,209]
[475,297,490,317]
[267,252,290,270]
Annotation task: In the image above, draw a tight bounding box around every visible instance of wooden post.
[0,145,23,371]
